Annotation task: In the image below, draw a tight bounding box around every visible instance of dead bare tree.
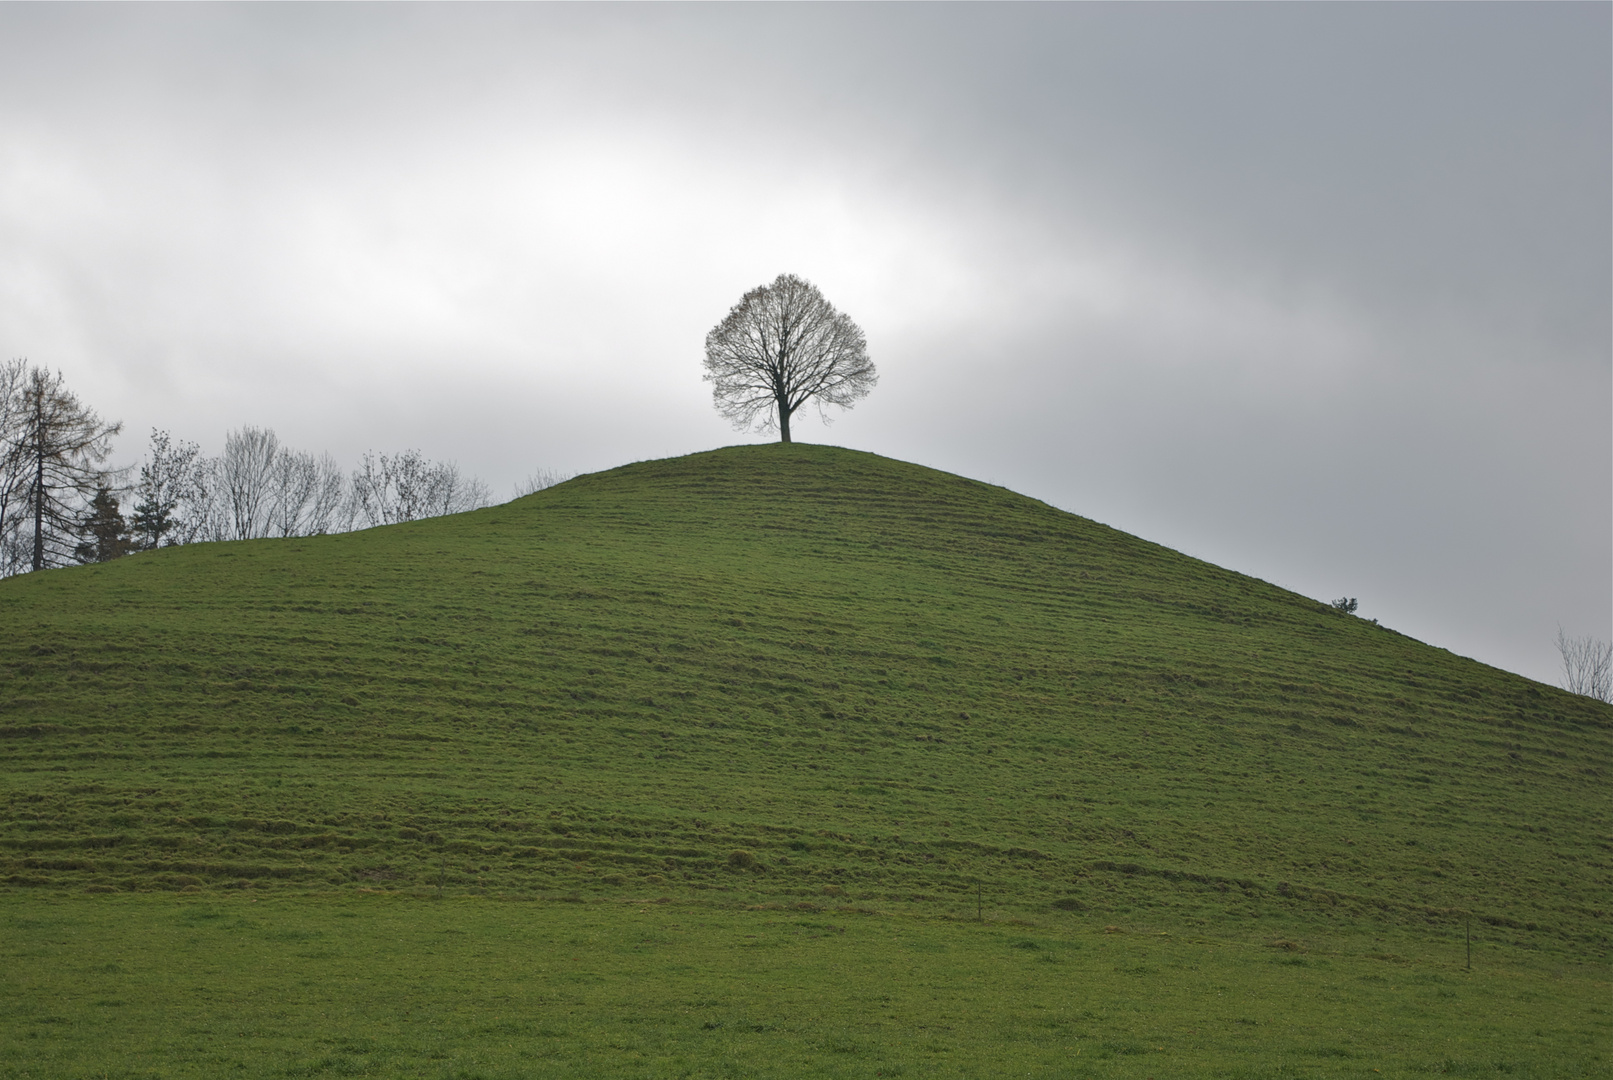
[1556,628,1612,704]
[703,273,876,443]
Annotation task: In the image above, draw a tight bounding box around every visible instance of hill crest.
[1,442,1607,960]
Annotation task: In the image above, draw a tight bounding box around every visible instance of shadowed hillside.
[2,443,1607,959]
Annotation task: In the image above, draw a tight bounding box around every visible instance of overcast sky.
[1,4,1607,687]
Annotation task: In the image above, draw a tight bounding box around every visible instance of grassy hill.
[2,443,1608,1076]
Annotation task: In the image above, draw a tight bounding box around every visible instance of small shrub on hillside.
[1331,597,1358,615]
[726,850,757,870]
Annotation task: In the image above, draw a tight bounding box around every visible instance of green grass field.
[3,894,1604,1079]
[1,443,1608,1076]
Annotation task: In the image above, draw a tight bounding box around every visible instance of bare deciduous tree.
[703,273,876,443]
[513,469,571,498]
[266,448,317,539]
[199,427,360,542]
[211,426,281,541]
[0,359,32,573]
[267,449,347,538]
[130,429,209,550]
[1556,628,1612,704]
[130,426,333,547]
[305,452,349,535]
[0,364,122,571]
[350,449,491,527]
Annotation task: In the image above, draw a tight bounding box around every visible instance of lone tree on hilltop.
[703,274,876,443]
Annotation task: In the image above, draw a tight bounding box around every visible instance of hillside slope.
[2,444,1607,958]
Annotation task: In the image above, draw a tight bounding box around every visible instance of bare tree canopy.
[1556,628,1612,704]
[0,359,31,573]
[350,449,491,528]
[130,428,209,550]
[198,427,353,542]
[703,274,876,443]
[513,469,572,498]
[213,426,281,542]
[265,447,346,539]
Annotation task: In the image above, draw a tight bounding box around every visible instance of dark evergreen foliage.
[73,485,132,564]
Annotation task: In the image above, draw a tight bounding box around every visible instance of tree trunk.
[778,401,792,443]
[31,424,43,571]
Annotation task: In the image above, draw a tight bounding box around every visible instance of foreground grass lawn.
[2,893,1606,1079]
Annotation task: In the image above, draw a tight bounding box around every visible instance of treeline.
[115,428,492,552]
[0,359,555,577]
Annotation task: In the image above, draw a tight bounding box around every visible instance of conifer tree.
[3,365,121,571]
[74,486,132,564]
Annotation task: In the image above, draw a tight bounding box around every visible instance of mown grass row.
[2,444,1608,958]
